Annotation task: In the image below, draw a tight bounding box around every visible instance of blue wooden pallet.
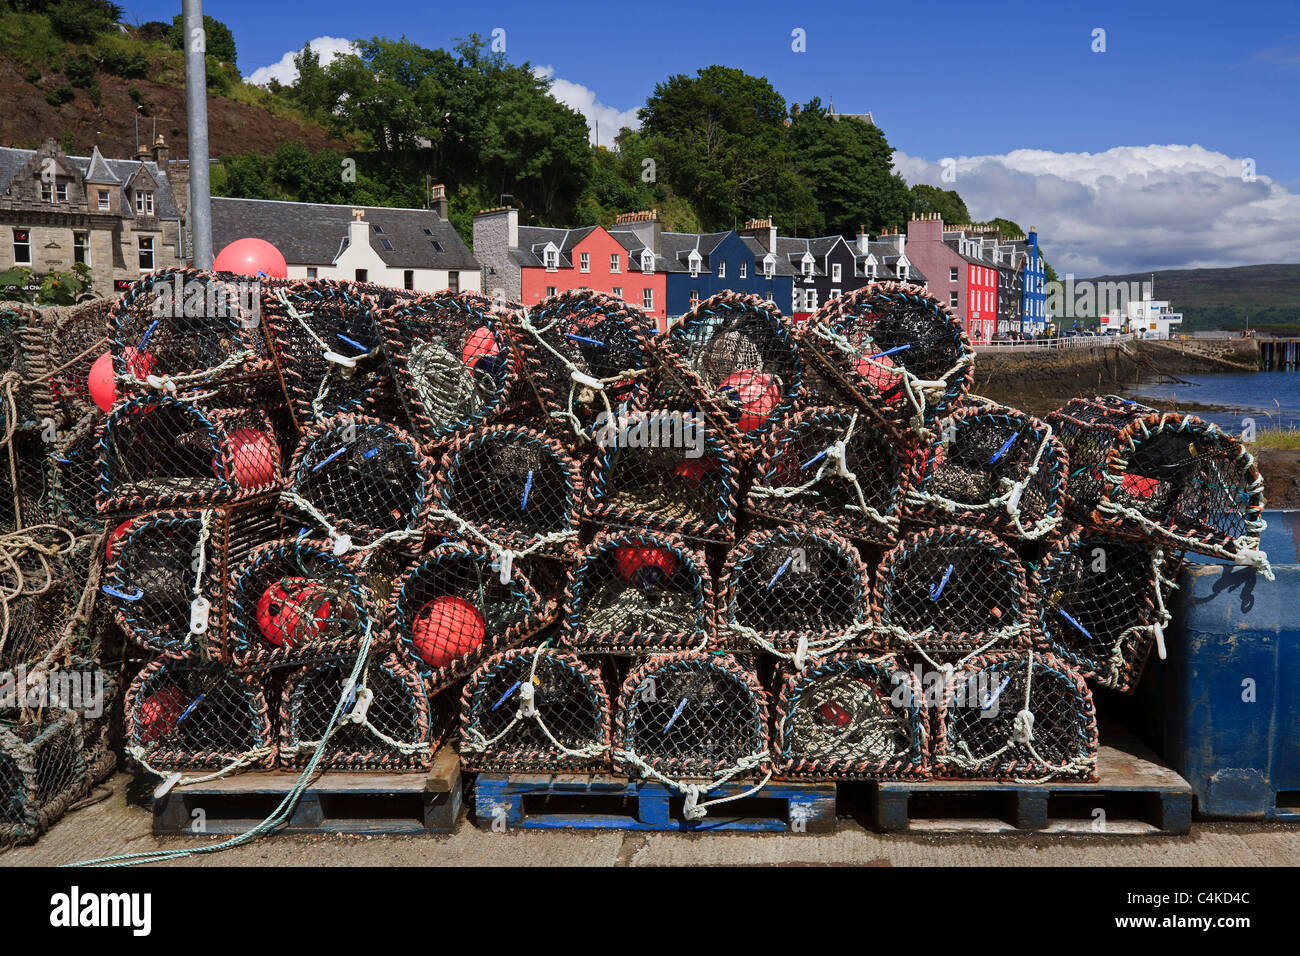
[473,772,836,832]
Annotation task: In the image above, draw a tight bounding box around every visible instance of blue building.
[1021,227,1048,333]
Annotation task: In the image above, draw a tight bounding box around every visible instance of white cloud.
[244,37,359,87]
[533,66,641,147]
[894,144,1300,275]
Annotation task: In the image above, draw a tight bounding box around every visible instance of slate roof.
[0,145,183,220]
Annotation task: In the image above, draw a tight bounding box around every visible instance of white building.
[1100,295,1183,338]
[210,190,480,293]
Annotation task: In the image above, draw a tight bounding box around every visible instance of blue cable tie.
[868,343,910,360]
[664,696,689,733]
[492,681,522,711]
[990,431,1020,465]
[566,333,605,346]
[768,556,793,590]
[336,333,367,353]
[312,447,346,472]
[1057,608,1093,640]
[929,564,954,601]
[137,318,159,351]
[521,470,533,510]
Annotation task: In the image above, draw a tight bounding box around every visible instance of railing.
[974,333,1137,350]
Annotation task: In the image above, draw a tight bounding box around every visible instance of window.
[422,228,434,236]
[135,191,154,215]
[765,291,773,302]
[898,265,908,280]
[306,267,318,279]
[950,267,959,282]
[830,288,841,300]
[379,238,393,251]
[690,289,700,307]
[57,183,67,202]
[764,259,774,279]
[355,268,367,282]
[13,229,31,265]
[792,288,802,313]
[950,292,959,309]
[137,236,154,271]
[801,258,812,276]
[41,183,52,202]
[546,286,557,297]
[831,263,841,283]
[610,253,620,273]
[612,287,623,299]
[580,252,590,273]
[545,250,558,270]
[448,271,460,293]
[689,253,700,278]
[430,240,443,252]
[642,288,654,311]
[97,189,109,211]
[641,252,654,273]
[806,290,818,312]
[739,261,747,279]
[73,231,89,265]
[372,224,384,234]
[404,270,415,290]
[717,261,725,279]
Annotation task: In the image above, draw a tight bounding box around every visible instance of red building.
[904,214,998,343]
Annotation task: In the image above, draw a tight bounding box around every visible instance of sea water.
[1126,371,1300,432]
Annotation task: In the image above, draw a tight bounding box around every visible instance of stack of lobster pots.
[58,268,1270,823]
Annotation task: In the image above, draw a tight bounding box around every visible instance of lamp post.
[183,0,213,269]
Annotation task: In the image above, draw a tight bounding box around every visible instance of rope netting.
[650,291,802,457]
[798,282,974,439]
[38,298,113,429]
[386,539,558,695]
[564,529,714,652]
[97,394,282,512]
[108,269,273,400]
[124,658,276,773]
[0,708,88,851]
[720,528,874,664]
[226,536,376,669]
[904,402,1067,541]
[46,411,105,533]
[431,423,582,564]
[614,652,772,818]
[282,413,435,554]
[374,291,520,450]
[773,652,930,779]
[874,525,1034,658]
[1035,530,1179,693]
[279,652,451,770]
[459,645,612,772]
[1048,395,1151,519]
[933,650,1099,782]
[512,289,657,444]
[747,406,906,545]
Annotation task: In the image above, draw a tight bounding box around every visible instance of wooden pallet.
[151,745,463,835]
[871,733,1192,834]
[473,773,837,833]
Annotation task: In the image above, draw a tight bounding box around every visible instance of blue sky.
[120,0,1300,273]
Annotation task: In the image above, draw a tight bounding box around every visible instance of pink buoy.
[213,238,287,279]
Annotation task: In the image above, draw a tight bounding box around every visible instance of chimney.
[856,225,870,255]
[741,216,776,252]
[473,205,519,250]
[152,134,168,170]
[613,209,661,255]
[134,142,150,162]
[348,208,369,252]
[430,183,449,220]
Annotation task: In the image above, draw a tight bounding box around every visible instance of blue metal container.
[1133,510,1300,818]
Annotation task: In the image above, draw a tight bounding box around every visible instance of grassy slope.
[1085,263,1300,331]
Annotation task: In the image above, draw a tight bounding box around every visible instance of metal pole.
[183,0,213,269]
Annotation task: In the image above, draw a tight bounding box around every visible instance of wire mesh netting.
[2,427,55,535]
[261,279,413,430]
[746,405,907,545]
[798,282,974,439]
[45,411,105,533]
[773,652,930,779]
[584,407,738,543]
[512,290,658,444]
[564,530,714,652]
[649,292,801,458]
[720,528,874,662]
[0,709,88,851]
[387,539,558,695]
[933,650,1098,782]
[108,269,272,397]
[904,403,1068,541]
[97,395,282,512]
[459,646,611,772]
[227,536,376,669]
[375,292,519,450]
[124,658,275,773]
[1035,530,1178,693]
[279,652,452,771]
[614,652,771,784]
[0,538,83,674]
[283,413,435,553]
[431,424,582,561]
[874,525,1034,654]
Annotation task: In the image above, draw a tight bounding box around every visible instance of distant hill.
[1085,263,1300,332]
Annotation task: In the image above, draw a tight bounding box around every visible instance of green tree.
[46,0,121,44]
[168,13,236,66]
[910,184,970,224]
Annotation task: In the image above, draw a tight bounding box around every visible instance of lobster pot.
[3,300,50,429]
[1036,532,1176,693]
[109,269,272,397]
[1,427,55,534]
[934,651,1099,782]
[798,283,973,439]
[279,653,450,771]
[585,406,738,543]
[283,414,435,552]
[720,528,873,660]
[648,292,801,458]
[46,411,105,533]
[904,403,1067,541]
[460,647,611,772]
[747,406,907,546]
[874,526,1033,655]
[261,279,408,429]
[124,659,275,772]
[0,545,78,674]
[97,395,282,512]
[375,292,519,450]
[1095,412,1266,566]
[564,530,714,652]
[773,653,930,779]
[615,652,771,782]
[226,536,376,669]
[432,424,582,560]
[1046,396,1146,518]
[102,502,281,660]
[387,540,559,695]
[512,290,657,444]
[0,710,87,851]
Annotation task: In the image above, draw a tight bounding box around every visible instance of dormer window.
[688,250,701,278]
[544,248,558,270]
[763,256,774,279]
[135,191,154,215]
[97,189,109,211]
[641,251,654,273]
[801,255,813,277]
[898,265,908,280]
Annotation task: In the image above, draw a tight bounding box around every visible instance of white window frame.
[56,182,68,202]
[13,228,31,265]
[135,191,154,215]
[950,292,959,309]
[97,189,110,211]
[579,252,590,273]
[717,260,725,279]
[764,256,775,279]
[689,289,700,307]
[137,235,154,271]
[641,252,654,273]
[688,251,701,278]
[950,267,959,282]
[610,253,620,273]
[642,288,654,311]
[41,183,52,202]
[73,231,90,266]
[544,248,559,271]
[739,261,747,279]
[831,263,841,283]
[612,287,623,299]
[546,285,557,297]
